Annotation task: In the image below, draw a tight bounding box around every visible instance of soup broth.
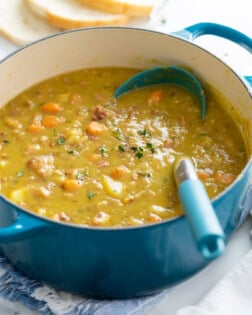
[0,68,247,227]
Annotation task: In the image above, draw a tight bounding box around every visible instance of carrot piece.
[148,213,162,223]
[61,179,83,191]
[27,124,45,133]
[86,121,107,136]
[42,102,63,113]
[197,171,210,181]
[216,173,235,185]
[110,165,129,179]
[148,90,163,104]
[42,115,60,128]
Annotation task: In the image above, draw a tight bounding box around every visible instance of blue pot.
[0,23,251,298]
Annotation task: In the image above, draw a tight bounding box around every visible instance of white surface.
[176,249,252,315]
[0,1,252,314]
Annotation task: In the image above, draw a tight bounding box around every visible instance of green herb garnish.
[16,171,24,178]
[112,128,123,140]
[57,137,65,145]
[146,143,155,153]
[68,150,74,154]
[100,145,108,156]
[118,145,125,152]
[131,146,144,159]
[87,192,96,200]
[138,129,152,138]
[76,172,84,181]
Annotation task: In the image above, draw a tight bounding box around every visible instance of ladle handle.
[174,157,225,260]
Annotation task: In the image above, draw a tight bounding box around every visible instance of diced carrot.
[27,124,45,133]
[148,90,163,104]
[216,173,235,185]
[61,179,83,191]
[110,165,129,179]
[42,102,63,113]
[42,115,60,128]
[148,213,162,223]
[197,171,210,181]
[86,121,107,136]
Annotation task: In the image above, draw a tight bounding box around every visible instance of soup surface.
[0,68,247,227]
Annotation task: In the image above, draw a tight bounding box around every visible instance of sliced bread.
[24,0,129,30]
[77,0,154,16]
[0,0,61,45]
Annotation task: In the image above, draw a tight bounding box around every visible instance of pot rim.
[0,26,251,231]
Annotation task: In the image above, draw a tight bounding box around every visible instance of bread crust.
[24,0,129,30]
[78,0,153,16]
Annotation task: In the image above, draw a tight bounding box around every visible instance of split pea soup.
[0,68,247,227]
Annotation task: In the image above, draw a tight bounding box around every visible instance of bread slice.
[24,0,129,30]
[0,0,61,45]
[78,0,154,16]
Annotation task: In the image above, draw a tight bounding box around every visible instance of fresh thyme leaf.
[87,192,96,200]
[76,172,84,181]
[146,143,155,153]
[118,145,125,152]
[138,128,152,138]
[112,128,123,140]
[100,145,108,156]
[57,137,65,145]
[136,152,143,159]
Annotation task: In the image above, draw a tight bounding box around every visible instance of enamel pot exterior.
[0,24,251,298]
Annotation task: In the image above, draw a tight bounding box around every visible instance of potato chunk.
[102,175,123,197]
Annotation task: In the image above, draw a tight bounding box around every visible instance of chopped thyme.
[68,150,74,154]
[76,172,84,181]
[138,128,152,138]
[100,145,108,156]
[57,137,65,145]
[131,146,144,159]
[118,145,125,152]
[146,143,155,153]
[16,171,24,178]
[112,128,123,140]
[87,192,96,200]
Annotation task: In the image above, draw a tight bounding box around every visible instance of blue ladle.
[174,157,225,260]
[114,66,225,259]
[114,65,207,120]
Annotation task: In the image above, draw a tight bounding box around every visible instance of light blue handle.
[0,209,52,243]
[178,179,225,259]
[173,22,252,86]
[244,76,252,88]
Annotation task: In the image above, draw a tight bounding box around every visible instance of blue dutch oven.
[0,23,251,298]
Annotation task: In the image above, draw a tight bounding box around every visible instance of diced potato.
[37,208,47,216]
[102,175,123,198]
[92,211,110,226]
[5,117,22,129]
[0,160,8,168]
[9,188,28,203]
[65,127,83,145]
[151,205,168,213]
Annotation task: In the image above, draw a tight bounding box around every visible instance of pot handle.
[0,209,52,243]
[244,76,252,88]
[173,22,252,89]
[173,22,252,53]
